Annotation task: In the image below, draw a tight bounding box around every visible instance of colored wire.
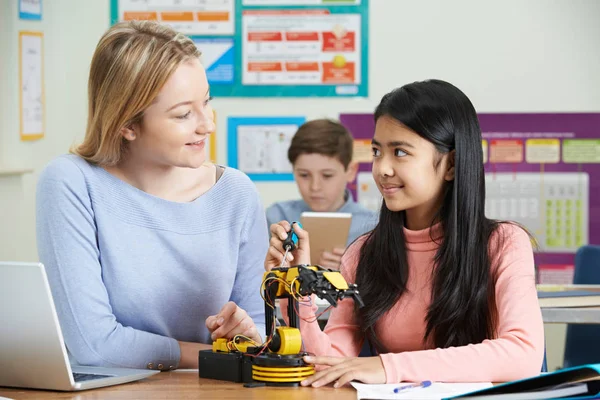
[299,304,333,323]
[228,334,261,352]
[252,271,327,358]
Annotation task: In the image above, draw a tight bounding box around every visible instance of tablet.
[300,212,352,268]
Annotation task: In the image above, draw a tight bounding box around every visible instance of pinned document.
[19,31,45,141]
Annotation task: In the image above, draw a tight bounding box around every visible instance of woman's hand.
[205,301,261,344]
[301,356,386,388]
[264,221,311,271]
[317,247,345,270]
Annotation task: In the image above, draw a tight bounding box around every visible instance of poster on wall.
[110,0,235,35]
[243,0,361,4]
[240,9,364,96]
[19,31,45,141]
[109,0,367,97]
[19,0,42,20]
[340,113,600,283]
[231,0,368,97]
[227,116,305,180]
[111,1,237,90]
[194,38,235,86]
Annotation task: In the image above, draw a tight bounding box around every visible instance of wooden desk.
[541,307,600,324]
[308,305,600,324]
[0,370,355,400]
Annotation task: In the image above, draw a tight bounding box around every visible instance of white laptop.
[0,261,159,391]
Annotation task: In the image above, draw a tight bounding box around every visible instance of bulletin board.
[231,0,368,97]
[339,113,376,208]
[110,0,368,97]
[227,116,306,181]
[340,113,600,281]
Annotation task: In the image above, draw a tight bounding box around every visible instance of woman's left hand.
[205,301,261,344]
[300,356,387,388]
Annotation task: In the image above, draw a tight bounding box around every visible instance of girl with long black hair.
[265,79,544,386]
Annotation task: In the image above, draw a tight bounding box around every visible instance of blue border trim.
[19,0,42,20]
[248,173,295,181]
[110,0,118,25]
[227,116,306,181]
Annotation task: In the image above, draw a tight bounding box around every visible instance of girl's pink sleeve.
[380,224,545,383]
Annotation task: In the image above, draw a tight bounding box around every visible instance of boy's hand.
[265,221,311,271]
[317,247,345,270]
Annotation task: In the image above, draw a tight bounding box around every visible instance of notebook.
[444,364,600,400]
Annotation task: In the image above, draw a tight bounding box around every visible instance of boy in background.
[266,119,378,269]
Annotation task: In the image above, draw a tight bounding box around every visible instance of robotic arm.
[199,264,364,386]
[262,265,364,354]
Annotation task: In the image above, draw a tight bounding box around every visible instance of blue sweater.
[265,190,378,246]
[36,155,268,370]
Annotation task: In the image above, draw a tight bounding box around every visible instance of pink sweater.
[283,223,545,383]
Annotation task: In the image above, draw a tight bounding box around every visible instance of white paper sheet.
[20,32,44,138]
[237,124,295,174]
[19,0,42,15]
[117,0,235,35]
[351,382,493,400]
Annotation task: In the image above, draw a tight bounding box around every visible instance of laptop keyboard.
[72,372,114,382]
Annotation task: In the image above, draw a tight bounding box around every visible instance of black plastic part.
[282,228,297,252]
[199,350,312,387]
[198,350,253,383]
[261,381,302,387]
[251,352,309,367]
[251,353,310,387]
[264,271,278,339]
[288,296,299,328]
[268,331,281,352]
[241,354,254,383]
[244,382,266,388]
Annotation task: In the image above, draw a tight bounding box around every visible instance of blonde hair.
[73,20,201,166]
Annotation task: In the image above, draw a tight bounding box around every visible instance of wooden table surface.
[0,370,355,400]
[541,307,600,324]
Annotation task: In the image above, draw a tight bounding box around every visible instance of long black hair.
[355,79,501,352]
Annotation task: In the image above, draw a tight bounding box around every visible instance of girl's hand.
[264,221,311,271]
[301,356,386,388]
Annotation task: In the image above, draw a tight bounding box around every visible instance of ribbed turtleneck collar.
[402,223,443,252]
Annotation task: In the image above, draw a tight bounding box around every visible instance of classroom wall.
[1,0,599,370]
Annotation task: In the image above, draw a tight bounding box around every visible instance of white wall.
[1,0,599,369]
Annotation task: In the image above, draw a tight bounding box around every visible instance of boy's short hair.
[287,119,354,169]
